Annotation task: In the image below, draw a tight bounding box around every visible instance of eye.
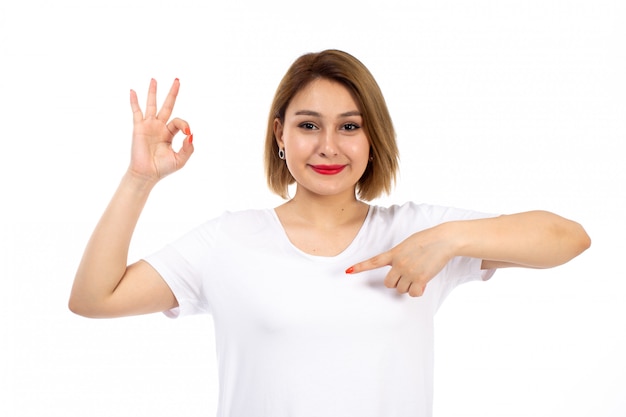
[342,122,361,131]
[298,122,318,130]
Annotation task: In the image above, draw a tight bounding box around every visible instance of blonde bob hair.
[264,49,399,201]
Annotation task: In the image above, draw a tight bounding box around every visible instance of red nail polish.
[188,134,193,144]
[345,266,354,274]
[184,127,191,135]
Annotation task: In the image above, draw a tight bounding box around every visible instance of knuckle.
[383,274,397,288]
[408,283,427,297]
[408,287,422,297]
[369,254,384,267]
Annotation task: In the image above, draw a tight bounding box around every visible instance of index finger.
[345,252,392,274]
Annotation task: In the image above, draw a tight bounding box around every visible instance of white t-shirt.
[144,202,496,417]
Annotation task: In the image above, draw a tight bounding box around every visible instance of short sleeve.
[143,217,223,318]
[395,202,499,309]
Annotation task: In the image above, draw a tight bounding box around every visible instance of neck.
[282,186,368,228]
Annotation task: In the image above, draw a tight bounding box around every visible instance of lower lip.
[311,165,346,175]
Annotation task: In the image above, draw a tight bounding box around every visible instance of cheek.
[283,128,311,150]
[283,137,313,173]
[344,137,371,161]
[284,138,314,161]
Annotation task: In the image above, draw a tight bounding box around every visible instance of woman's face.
[274,78,370,199]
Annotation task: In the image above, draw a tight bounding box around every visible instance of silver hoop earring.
[278,148,285,160]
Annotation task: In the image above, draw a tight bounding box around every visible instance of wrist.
[438,220,472,259]
[121,169,158,195]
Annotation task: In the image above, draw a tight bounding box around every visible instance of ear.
[273,118,284,148]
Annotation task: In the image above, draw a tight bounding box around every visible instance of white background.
[1,0,624,416]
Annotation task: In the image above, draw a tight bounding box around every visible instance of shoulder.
[369,201,442,221]
[217,208,273,223]
[370,201,497,226]
[201,209,280,245]
[172,209,275,247]
[197,208,275,234]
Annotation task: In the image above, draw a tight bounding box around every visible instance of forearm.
[70,172,157,310]
[449,211,591,268]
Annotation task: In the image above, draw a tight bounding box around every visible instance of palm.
[129,79,193,181]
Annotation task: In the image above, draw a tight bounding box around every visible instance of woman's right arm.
[69,79,194,318]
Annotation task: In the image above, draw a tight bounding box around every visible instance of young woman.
[70,49,590,417]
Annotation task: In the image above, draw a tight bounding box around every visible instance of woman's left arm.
[455,210,591,269]
[347,211,590,297]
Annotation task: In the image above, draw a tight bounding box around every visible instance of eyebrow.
[294,110,362,118]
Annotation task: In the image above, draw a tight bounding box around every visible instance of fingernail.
[184,127,191,135]
[345,266,354,274]
[189,134,194,144]
[175,78,180,82]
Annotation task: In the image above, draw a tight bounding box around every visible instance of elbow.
[536,212,591,268]
[565,214,591,254]
[68,296,93,318]
[558,218,591,263]
[577,223,592,254]
[68,272,113,318]
[68,300,84,317]
[68,281,90,317]
[68,291,106,319]
[68,300,106,319]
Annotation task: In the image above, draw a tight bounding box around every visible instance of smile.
[310,164,347,175]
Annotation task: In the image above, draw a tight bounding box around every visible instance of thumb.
[345,251,392,274]
[174,132,195,167]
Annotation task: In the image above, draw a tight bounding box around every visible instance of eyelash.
[299,122,317,130]
[342,123,361,131]
[298,122,361,131]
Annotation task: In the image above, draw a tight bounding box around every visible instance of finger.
[145,78,158,118]
[383,269,402,289]
[345,251,392,274]
[395,276,412,294]
[165,117,191,138]
[130,89,144,123]
[408,282,427,298]
[173,132,195,168]
[156,78,180,122]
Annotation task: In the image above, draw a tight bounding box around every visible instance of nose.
[319,130,338,157]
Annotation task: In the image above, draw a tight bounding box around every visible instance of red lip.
[310,164,347,175]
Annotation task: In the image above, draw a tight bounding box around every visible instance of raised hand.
[128,78,194,183]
